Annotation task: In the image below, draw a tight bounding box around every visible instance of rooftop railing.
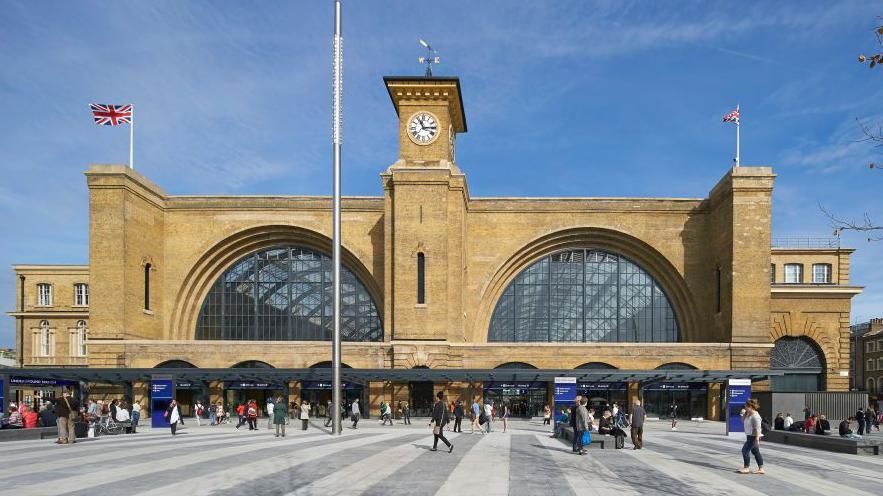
[771,237,840,249]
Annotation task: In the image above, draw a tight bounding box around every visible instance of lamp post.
[331,0,344,436]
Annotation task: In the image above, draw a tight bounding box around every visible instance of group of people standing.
[565,396,641,454]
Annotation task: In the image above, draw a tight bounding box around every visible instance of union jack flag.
[90,104,132,126]
[722,106,740,124]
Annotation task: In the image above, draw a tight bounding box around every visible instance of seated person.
[815,415,830,435]
[116,404,130,422]
[597,410,626,447]
[839,417,862,439]
[3,408,22,429]
[804,415,816,433]
[774,412,785,430]
[22,406,38,429]
[788,420,805,432]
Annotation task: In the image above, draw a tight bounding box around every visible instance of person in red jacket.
[22,406,39,429]
[804,415,816,434]
[246,400,258,431]
[235,402,247,429]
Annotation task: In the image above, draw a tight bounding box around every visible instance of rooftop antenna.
[418,39,440,77]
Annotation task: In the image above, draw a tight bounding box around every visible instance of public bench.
[0,426,58,442]
[763,429,882,456]
[556,425,608,449]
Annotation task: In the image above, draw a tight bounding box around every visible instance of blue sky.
[1,1,882,348]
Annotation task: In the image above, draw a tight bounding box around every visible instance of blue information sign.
[151,377,174,428]
[726,379,751,435]
[553,377,577,424]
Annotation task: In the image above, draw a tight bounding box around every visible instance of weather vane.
[418,39,440,77]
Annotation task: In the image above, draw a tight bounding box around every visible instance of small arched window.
[39,320,50,356]
[76,320,87,357]
[144,263,151,311]
[417,252,425,304]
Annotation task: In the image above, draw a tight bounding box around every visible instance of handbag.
[581,430,591,445]
[432,425,441,435]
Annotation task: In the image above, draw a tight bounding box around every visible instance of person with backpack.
[737,398,764,475]
[195,400,204,426]
[429,391,454,453]
[246,400,258,430]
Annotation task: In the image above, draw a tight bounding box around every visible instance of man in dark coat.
[53,390,79,444]
[430,391,453,453]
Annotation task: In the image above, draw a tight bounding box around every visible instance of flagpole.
[129,105,135,169]
[331,0,343,436]
[734,104,740,168]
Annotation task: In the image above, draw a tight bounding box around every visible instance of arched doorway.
[301,361,361,418]
[575,362,625,412]
[226,360,283,415]
[770,337,825,392]
[409,366,434,417]
[155,360,202,417]
[483,363,545,418]
[643,363,705,420]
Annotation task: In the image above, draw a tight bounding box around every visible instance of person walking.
[484,401,494,433]
[569,396,581,452]
[351,398,361,429]
[195,400,204,427]
[864,407,873,435]
[630,399,646,450]
[738,398,764,474]
[235,402,246,429]
[165,399,183,436]
[669,401,679,431]
[430,391,454,453]
[543,404,551,426]
[403,402,411,425]
[324,400,334,427]
[502,403,511,433]
[131,401,141,433]
[855,407,866,436]
[574,397,590,455]
[246,400,258,431]
[471,399,481,434]
[53,390,79,445]
[266,398,275,430]
[453,401,464,432]
[273,396,287,437]
[300,400,311,430]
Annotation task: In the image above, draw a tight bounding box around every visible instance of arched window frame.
[488,249,680,343]
[144,263,152,311]
[76,320,88,357]
[39,320,51,357]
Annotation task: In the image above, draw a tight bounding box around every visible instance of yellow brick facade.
[8,76,861,417]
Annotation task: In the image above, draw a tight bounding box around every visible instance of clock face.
[407,112,439,145]
[449,125,456,161]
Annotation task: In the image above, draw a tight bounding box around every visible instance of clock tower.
[381,76,469,343]
[384,76,466,166]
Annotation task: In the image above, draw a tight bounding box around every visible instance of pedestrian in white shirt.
[484,402,494,433]
[266,399,275,430]
[783,412,794,429]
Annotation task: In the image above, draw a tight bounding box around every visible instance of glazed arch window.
[783,263,803,284]
[74,283,89,306]
[488,249,679,343]
[812,263,831,284]
[37,283,52,306]
[39,320,51,357]
[417,252,426,304]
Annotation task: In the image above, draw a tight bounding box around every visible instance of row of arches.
[154,359,698,371]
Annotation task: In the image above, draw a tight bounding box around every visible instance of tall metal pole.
[331,0,343,436]
[734,105,740,168]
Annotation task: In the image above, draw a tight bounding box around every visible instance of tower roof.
[383,76,467,133]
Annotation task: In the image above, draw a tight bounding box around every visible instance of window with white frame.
[770,264,776,284]
[37,283,52,306]
[39,320,51,357]
[868,359,875,372]
[74,283,89,306]
[812,264,831,284]
[868,341,876,353]
[76,320,87,357]
[784,264,803,284]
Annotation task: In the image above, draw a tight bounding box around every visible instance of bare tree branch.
[819,202,883,242]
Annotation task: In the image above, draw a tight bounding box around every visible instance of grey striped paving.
[0,420,879,495]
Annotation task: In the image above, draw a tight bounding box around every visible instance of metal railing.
[771,237,840,249]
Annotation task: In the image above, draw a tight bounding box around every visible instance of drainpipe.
[18,275,25,367]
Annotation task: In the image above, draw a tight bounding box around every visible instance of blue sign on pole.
[726,379,752,435]
[553,377,577,426]
[151,376,174,428]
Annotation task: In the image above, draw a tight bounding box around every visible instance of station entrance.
[577,382,628,413]
[483,381,547,417]
[642,383,708,419]
[224,381,286,416]
[300,381,364,417]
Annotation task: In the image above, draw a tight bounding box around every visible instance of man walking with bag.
[574,396,590,455]
[630,399,646,450]
[430,391,454,453]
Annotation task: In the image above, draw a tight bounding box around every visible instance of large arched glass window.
[488,249,679,342]
[196,246,382,341]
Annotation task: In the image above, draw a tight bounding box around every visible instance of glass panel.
[196,246,382,341]
[488,249,680,342]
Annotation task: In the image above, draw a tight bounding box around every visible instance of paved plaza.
[0,419,880,496]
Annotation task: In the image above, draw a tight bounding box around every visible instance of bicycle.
[94,417,125,436]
